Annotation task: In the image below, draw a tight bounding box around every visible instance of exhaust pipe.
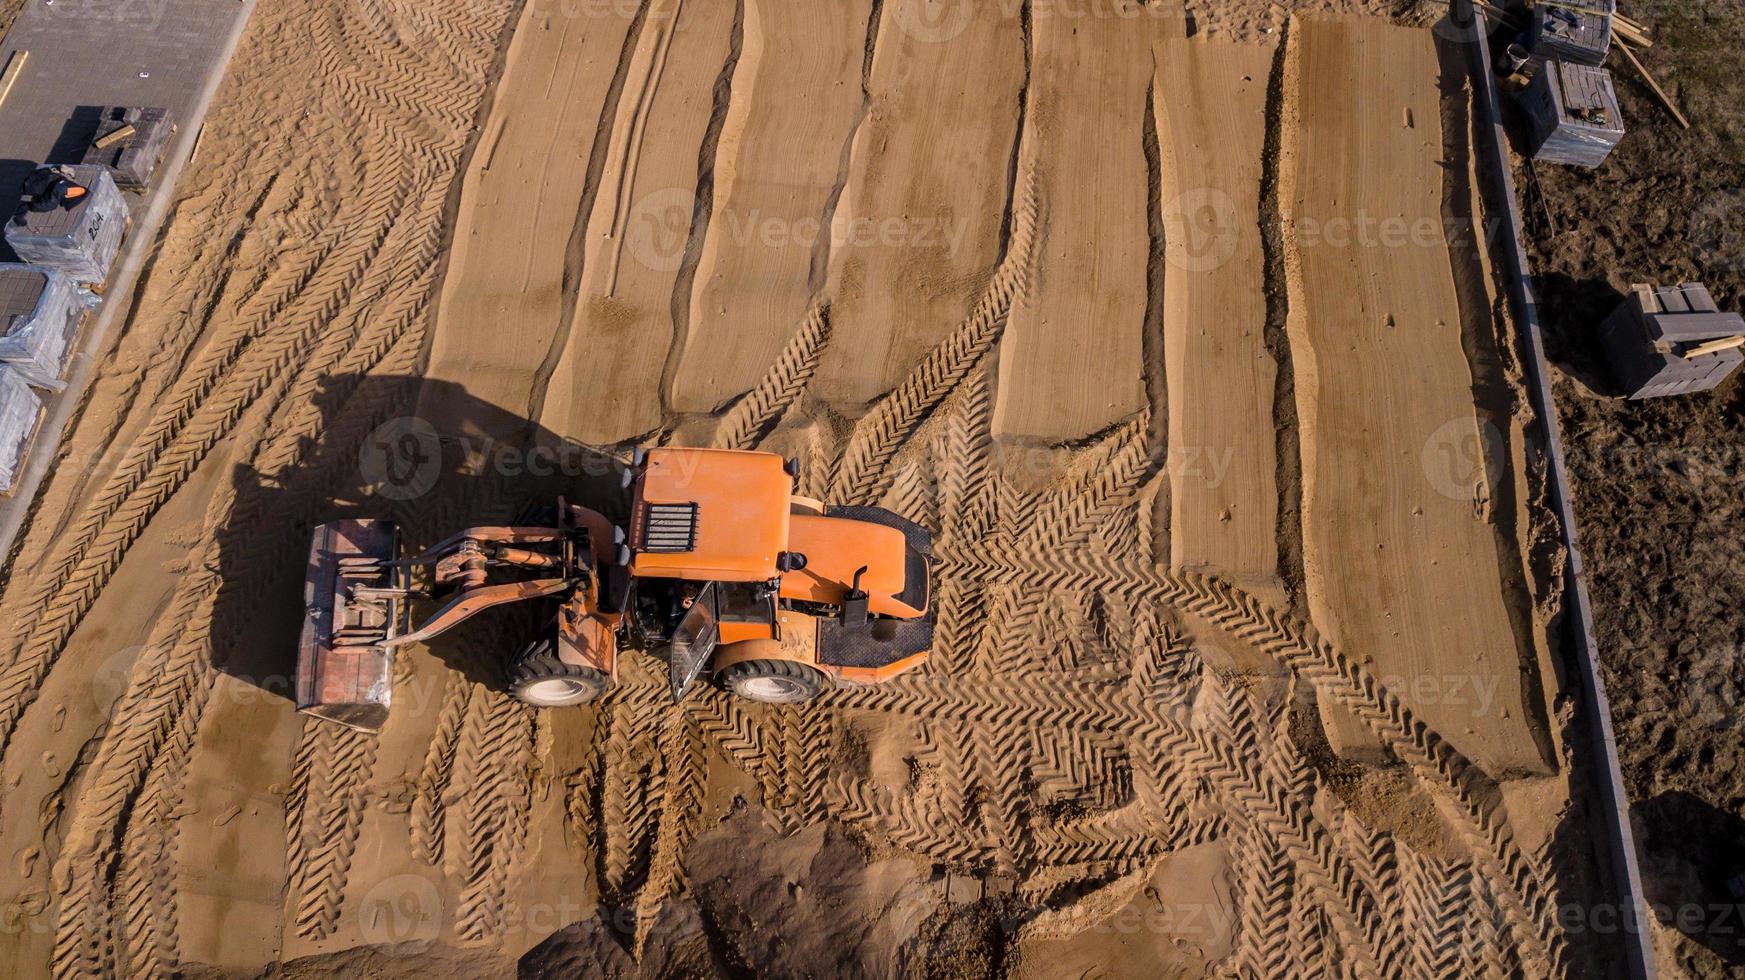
[296,520,402,733]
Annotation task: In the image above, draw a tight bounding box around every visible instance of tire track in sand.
[830,171,1040,504]
[286,722,379,941]
[34,0,518,971]
[0,0,511,763]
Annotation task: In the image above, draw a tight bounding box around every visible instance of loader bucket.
[296,520,401,732]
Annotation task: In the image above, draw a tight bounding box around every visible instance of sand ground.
[0,0,1635,977]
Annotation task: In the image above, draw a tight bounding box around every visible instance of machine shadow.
[1534,272,1629,396]
[208,373,631,704]
[1634,790,1745,967]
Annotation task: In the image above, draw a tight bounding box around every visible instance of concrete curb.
[1455,4,1656,978]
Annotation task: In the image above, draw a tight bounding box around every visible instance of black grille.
[641,502,698,553]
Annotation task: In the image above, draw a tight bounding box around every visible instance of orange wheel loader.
[295,448,933,732]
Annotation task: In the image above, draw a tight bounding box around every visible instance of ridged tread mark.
[937,542,1566,973]
[830,172,1041,504]
[1014,409,1156,553]
[631,706,706,956]
[51,600,219,978]
[28,2,513,974]
[1338,810,1409,971]
[455,690,538,943]
[594,661,667,908]
[411,673,470,865]
[932,356,995,545]
[0,0,515,764]
[286,721,379,940]
[879,455,937,532]
[116,702,197,978]
[711,302,832,450]
[1224,818,1294,979]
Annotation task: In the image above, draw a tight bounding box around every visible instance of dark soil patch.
[1510,2,1745,976]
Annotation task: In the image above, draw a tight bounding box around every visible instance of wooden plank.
[1282,16,1550,774]
[1617,40,1689,129]
[1683,335,1745,358]
[1153,35,1285,606]
[0,49,27,106]
[92,122,136,149]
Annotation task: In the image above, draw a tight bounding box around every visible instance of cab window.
[717,581,776,624]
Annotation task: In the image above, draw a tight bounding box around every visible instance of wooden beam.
[1683,335,1745,359]
[1616,40,1691,129]
[1613,19,1653,49]
[93,123,137,150]
[0,50,27,107]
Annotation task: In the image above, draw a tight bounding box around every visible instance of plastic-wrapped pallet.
[0,264,87,389]
[1600,282,1745,399]
[0,366,43,495]
[81,106,177,191]
[1532,0,1614,66]
[4,165,128,286]
[1522,60,1624,168]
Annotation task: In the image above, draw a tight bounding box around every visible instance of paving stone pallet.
[1600,282,1745,399]
[1522,59,1624,167]
[81,106,177,191]
[3,165,126,286]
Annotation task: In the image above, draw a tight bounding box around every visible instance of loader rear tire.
[719,659,825,704]
[507,638,608,707]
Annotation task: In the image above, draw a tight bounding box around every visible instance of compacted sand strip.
[811,0,1026,410]
[419,2,640,442]
[991,8,1171,442]
[668,0,872,414]
[1280,16,1548,774]
[537,0,738,445]
[1153,35,1285,607]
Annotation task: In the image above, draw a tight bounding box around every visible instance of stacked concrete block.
[0,366,43,495]
[80,106,177,191]
[1522,59,1625,168]
[1600,282,1745,399]
[0,264,86,389]
[4,165,128,287]
[1533,0,1615,66]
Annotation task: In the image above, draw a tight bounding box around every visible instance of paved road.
[0,0,256,559]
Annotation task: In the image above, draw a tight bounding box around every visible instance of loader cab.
[620,446,933,701]
[626,447,792,584]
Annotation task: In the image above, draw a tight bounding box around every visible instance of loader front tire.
[719,659,825,704]
[507,639,608,707]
